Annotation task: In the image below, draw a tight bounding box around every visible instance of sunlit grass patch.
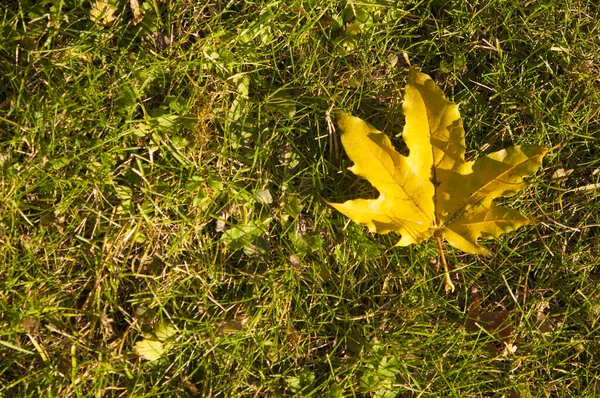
[1,1,599,396]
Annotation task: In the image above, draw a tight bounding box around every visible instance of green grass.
[1,0,599,396]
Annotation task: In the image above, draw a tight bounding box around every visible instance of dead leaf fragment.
[130,0,143,25]
[329,69,548,254]
[22,318,40,334]
[289,254,301,269]
[534,302,556,338]
[183,379,200,396]
[551,168,573,181]
[502,342,517,356]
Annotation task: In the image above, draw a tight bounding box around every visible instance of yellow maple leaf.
[330,69,547,260]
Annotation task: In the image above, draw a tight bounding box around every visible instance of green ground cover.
[1,1,599,396]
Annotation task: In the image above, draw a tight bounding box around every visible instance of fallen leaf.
[218,319,244,335]
[256,188,273,205]
[466,288,515,353]
[134,339,164,361]
[329,68,548,254]
[90,0,117,26]
[466,309,513,341]
[154,324,176,341]
[134,322,177,361]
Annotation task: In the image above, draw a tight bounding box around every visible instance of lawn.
[1,1,599,396]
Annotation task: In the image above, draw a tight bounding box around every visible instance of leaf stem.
[435,234,455,293]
